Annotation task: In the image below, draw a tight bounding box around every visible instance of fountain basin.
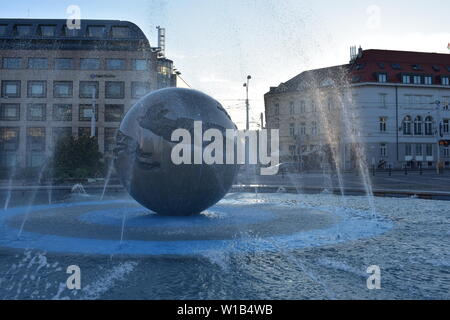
[0,193,392,256]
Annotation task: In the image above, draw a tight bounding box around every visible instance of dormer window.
[355,64,365,70]
[442,76,450,86]
[412,64,423,71]
[39,25,56,37]
[392,63,402,70]
[413,75,422,84]
[402,75,411,84]
[15,25,32,36]
[87,26,106,37]
[377,73,387,83]
[424,76,433,85]
[377,62,385,69]
[112,26,130,38]
[0,25,7,36]
[432,65,440,72]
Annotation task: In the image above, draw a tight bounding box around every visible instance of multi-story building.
[0,19,177,169]
[265,49,450,170]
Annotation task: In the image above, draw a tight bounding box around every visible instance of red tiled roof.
[352,49,450,84]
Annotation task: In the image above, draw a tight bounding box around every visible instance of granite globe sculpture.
[114,88,239,216]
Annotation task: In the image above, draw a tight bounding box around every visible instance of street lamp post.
[243,75,252,131]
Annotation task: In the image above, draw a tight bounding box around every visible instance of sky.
[2,0,450,129]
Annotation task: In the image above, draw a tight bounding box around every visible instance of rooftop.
[0,18,151,51]
[267,49,450,95]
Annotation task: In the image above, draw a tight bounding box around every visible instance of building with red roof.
[265,49,450,171]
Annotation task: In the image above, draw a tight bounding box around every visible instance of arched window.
[403,116,412,135]
[425,116,433,135]
[414,116,423,135]
[311,121,318,136]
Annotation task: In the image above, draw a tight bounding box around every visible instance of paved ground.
[237,170,450,193]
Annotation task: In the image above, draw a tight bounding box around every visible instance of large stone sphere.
[114,88,239,216]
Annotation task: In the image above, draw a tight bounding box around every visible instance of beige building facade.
[0,19,176,169]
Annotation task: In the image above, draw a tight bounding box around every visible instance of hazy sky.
[2,0,450,128]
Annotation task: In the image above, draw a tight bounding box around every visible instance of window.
[442,77,450,86]
[87,26,105,37]
[112,26,130,38]
[133,59,148,71]
[79,104,99,122]
[379,117,387,132]
[52,104,72,121]
[443,97,450,110]
[311,121,318,136]
[300,123,306,135]
[106,59,126,70]
[27,104,46,121]
[0,127,19,151]
[104,128,118,153]
[28,58,48,69]
[380,144,387,157]
[426,144,433,157]
[78,127,98,144]
[274,104,280,116]
[412,64,423,71]
[52,127,72,148]
[300,101,306,113]
[55,58,74,70]
[425,116,433,136]
[53,81,73,98]
[402,75,411,84]
[424,76,433,85]
[377,73,387,83]
[27,128,45,152]
[391,63,401,70]
[15,25,32,36]
[0,104,20,121]
[379,94,387,107]
[414,116,423,135]
[3,58,21,69]
[416,144,423,156]
[444,119,449,134]
[1,81,21,98]
[80,58,100,70]
[79,81,99,98]
[377,62,385,69]
[131,82,150,99]
[27,81,46,98]
[0,25,8,36]
[432,65,440,72]
[289,145,296,156]
[413,75,422,85]
[289,123,295,137]
[39,25,56,37]
[444,147,450,158]
[405,144,412,156]
[63,25,80,37]
[0,127,19,167]
[403,116,412,135]
[289,102,295,115]
[27,127,46,167]
[106,81,125,99]
[327,97,333,111]
[105,105,124,122]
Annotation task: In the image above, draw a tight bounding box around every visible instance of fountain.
[114,88,239,216]
[0,87,447,300]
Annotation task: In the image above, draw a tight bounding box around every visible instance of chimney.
[357,46,363,58]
